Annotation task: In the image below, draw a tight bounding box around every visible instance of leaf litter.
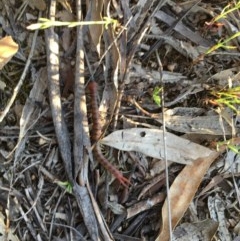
[0,0,240,240]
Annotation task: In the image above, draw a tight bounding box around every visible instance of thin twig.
[156,51,173,241]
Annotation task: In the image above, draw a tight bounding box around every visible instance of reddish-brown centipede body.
[88,81,130,187]
[88,81,101,142]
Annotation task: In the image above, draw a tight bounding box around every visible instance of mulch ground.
[0,0,240,240]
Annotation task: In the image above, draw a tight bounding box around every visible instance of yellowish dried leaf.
[0,36,19,70]
[0,212,20,241]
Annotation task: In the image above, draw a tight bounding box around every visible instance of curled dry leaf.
[155,151,220,241]
[0,36,19,70]
[100,128,213,165]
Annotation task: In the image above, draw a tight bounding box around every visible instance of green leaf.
[153,87,162,107]
[57,181,73,193]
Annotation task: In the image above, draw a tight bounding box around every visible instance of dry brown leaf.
[61,62,74,97]
[211,68,235,82]
[155,151,220,241]
[56,11,74,52]
[87,0,104,52]
[25,0,46,11]
[198,175,224,197]
[56,10,74,22]
[0,36,19,70]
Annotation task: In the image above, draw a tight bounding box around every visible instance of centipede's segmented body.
[88,81,130,187]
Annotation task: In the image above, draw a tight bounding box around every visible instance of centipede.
[88,81,130,187]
